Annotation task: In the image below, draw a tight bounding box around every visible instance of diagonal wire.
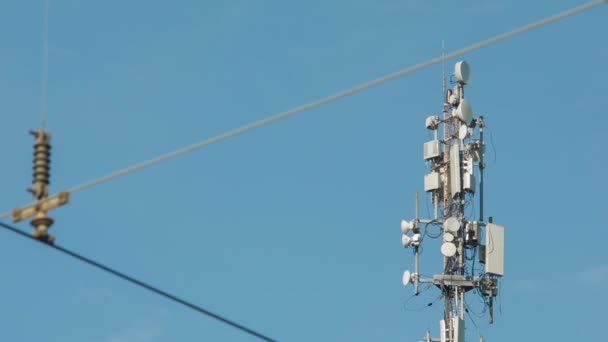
[41,0,49,129]
[62,0,607,195]
[0,0,605,219]
[0,221,277,342]
[56,0,608,194]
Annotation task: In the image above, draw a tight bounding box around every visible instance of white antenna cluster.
[400,61,505,342]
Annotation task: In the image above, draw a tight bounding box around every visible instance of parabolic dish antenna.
[402,234,412,248]
[401,219,413,234]
[455,61,471,85]
[458,124,469,140]
[441,242,457,257]
[402,270,412,285]
[443,232,455,242]
[455,99,473,125]
[443,217,461,233]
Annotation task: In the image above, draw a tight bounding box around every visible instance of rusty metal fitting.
[30,211,55,244]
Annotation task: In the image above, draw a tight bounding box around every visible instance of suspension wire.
[57,0,608,195]
[40,0,49,129]
[0,0,604,220]
[0,221,277,342]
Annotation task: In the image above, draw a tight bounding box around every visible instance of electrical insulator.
[28,130,51,200]
[26,129,55,243]
[31,211,55,244]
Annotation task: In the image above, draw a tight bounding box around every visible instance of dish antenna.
[443,217,461,233]
[441,242,457,257]
[401,219,414,234]
[455,61,471,85]
[458,124,469,140]
[455,98,473,125]
[443,232,455,242]
[402,270,412,285]
[402,234,412,248]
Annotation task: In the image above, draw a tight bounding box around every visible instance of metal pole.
[489,297,494,324]
[415,190,419,222]
[479,116,485,222]
[415,190,420,294]
[434,194,438,220]
[442,40,446,103]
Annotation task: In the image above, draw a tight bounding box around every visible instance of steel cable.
[0,0,605,219]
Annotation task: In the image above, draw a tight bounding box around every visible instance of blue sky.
[0,1,606,341]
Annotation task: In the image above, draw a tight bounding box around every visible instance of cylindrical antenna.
[460,290,465,320]
[414,246,420,295]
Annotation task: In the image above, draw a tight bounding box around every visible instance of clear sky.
[0,1,606,341]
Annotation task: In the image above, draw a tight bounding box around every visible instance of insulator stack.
[28,130,51,200]
[27,129,55,243]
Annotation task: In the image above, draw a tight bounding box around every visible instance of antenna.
[442,41,446,104]
[401,61,504,342]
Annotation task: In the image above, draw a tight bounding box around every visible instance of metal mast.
[400,61,504,342]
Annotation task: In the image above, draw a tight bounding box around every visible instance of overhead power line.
[56,0,608,194]
[0,221,277,342]
[0,0,605,219]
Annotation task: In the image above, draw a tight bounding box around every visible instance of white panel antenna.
[449,144,461,197]
[424,140,441,160]
[424,172,441,192]
[453,317,465,342]
[463,173,475,193]
[485,223,505,276]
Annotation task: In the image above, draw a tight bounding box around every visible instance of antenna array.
[401,61,505,342]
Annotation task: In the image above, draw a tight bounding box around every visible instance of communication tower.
[400,61,504,342]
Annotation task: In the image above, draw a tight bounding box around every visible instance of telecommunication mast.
[400,61,504,342]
